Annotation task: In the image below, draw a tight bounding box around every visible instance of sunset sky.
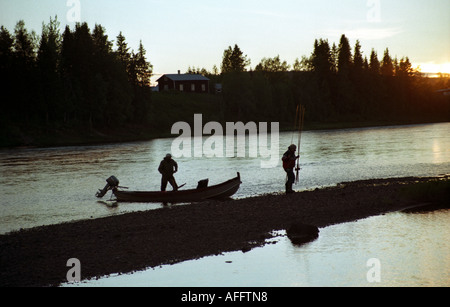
[1,0,449,80]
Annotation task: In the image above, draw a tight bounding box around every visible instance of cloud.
[322,27,404,40]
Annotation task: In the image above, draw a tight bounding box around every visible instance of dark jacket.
[282,150,297,169]
[158,158,178,176]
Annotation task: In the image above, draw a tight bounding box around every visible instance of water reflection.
[63,209,449,287]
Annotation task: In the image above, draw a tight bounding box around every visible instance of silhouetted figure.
[282,144,299,194]
[158,154,179,191]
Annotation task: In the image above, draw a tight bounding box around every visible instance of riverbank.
[1,118,448,149]
[0,175,448,287]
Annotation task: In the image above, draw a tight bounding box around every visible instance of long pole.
[291,104,300,145]
[295,104,305,184]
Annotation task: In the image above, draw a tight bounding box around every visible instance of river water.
[1,122,448,234]
[64,209,450,287]
[1,122,449,286]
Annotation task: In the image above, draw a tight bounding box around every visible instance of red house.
[157,71,210,93]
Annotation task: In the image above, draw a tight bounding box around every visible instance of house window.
[202,84,206,92]
[191,83,195,91]
[164,84,169,91]
[179,84,184,91]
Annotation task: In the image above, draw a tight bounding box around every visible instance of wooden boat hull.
[112,172,241,203]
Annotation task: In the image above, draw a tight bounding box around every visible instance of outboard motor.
[96,176,120,198]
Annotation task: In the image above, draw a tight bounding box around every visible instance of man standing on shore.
[282,144,299,194]
[158,153,179,191]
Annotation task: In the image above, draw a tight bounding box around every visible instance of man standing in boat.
[282,144,299,194]
[158,153,179,191]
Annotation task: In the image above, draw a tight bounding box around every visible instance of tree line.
[206,37,449,125]
[0,17,152,142]
[0,18,448,146]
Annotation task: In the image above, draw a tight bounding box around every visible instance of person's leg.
[168,176,178,191]
[286,169,295,193]
[161,176,169,191]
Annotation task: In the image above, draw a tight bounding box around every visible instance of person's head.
[288,144,297,152]
[165,153,172,160]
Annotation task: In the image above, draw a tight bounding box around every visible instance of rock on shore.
[286,222,320,245]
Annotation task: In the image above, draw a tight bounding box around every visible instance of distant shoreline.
[0,175,448,287]
[1,119,447,149]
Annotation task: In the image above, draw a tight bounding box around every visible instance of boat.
[96,173,241,203]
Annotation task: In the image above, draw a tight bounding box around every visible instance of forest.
[0,18,153,146]
[0,18,449,147]
[214,40,449,126]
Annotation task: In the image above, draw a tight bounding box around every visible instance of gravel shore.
[0,175,448,287]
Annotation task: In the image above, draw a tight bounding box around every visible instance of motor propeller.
[96,176,120,198]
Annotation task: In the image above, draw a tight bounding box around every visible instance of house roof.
[157,74,210,82]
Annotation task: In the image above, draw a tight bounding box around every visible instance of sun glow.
[414,62,450,77]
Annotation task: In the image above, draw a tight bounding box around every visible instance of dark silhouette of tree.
[311,39,333,77]
[352,40,364,77]
[381,48,394,77]
[330,43,338,74]
[116,32,130,64]
[0,26,15,126]
[337,34,352,77]
[293,55,312,72]
[363,56,369,71]
[186,66,210,75]
[13,20,36,64]
[221,44,250,73]
[369,49,380,75]
[133,40,152,87]
[397,57,414,78]
[255,55,290,72]
[12,20,37,123]
[0,26,14,68]
[129,40,153,123]
[37,16,63,125]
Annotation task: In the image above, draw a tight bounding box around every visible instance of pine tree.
[92,24,112,57]
[133,40,152,87]
[352,40,364,76]
[330,43,338,73]
[311,39,333,76]
[116,32,130,66]
[12,20,38,123]
[13,20,36,64]
[369,49,380,75]
[37,16,63,124]
[0,26,14,122]
[0,26,14,66]
[337,34,352,76]
[381,48,394,76]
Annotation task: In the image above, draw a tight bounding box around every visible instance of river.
[64,209,450,287]
[2,122,449,287]
[0,123,449,234]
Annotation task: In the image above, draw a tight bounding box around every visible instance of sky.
[1,0,449,82]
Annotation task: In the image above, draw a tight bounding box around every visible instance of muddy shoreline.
[0,176,448,287]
